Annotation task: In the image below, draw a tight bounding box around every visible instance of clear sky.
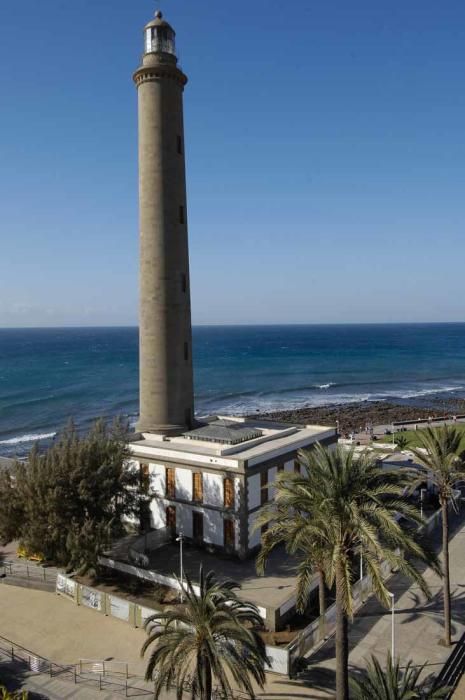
[1,0,465,327]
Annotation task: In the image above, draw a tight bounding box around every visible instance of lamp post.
[388,591,395,659]
[176,530,184,604]
[359,550,363,582]
[420,488,427,520]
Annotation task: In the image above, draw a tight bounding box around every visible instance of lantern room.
[144,10,176,57]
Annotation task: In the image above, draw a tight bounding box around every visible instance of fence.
[56,573,145,627]
[287,557,393,673]
[0,633,253,698]
[0,560,56,583]
[56,573,287,676]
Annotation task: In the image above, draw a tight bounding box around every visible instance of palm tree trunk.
[318,568,327,640]
[335,564,349,700]
[442,499,452,646]
[201,658,213,700]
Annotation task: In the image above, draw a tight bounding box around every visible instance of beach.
[255,398,465,435]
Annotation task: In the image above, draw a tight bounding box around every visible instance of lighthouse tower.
[134,11,194,435]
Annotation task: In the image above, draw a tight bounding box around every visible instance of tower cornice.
[133,63,188,88]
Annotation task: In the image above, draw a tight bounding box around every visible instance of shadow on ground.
[296,506,465,692]
[0,659,48,699]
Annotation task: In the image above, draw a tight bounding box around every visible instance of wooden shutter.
[224,519,234,548]
[193,512,203,543]
[166,468,176,498]
[140,463,150,493]
[166,506,176,531]
[193,472,203,502]
[224,477,234,509]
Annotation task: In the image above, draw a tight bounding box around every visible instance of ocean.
[1,323,465,457]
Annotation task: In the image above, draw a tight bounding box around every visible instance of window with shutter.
[224,477,234,509]
[166,468,176,498]
[140,463,150,493]
[224,519,235,549]
[193,512,203,543]
[166,506,176,533]
[193,472,203,502]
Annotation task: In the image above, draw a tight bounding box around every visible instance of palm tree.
[141,565,268,699]
[396,435,409,451]
[0,689,29,700]
[256,444,440,700]
[255,474,331,638]
[349,652,448,699]
[410,425,465,646]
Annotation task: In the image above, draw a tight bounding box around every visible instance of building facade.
[129,417,337,559]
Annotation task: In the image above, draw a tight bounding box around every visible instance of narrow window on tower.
[177,135,183,155]
[182,274,187,293]
[184,342,189,361]
[179,205,185,224]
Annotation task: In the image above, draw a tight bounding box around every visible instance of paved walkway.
[295,507,465,697]
[455,674,465,698]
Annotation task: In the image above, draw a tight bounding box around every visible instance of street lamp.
[359,550,363,582]
[420,488,427,520]
[176,530,184,604]
[388,591,395,659]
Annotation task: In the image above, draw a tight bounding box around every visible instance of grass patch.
[377,423,465,449]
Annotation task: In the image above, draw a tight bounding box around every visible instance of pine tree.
[0,418,141,574]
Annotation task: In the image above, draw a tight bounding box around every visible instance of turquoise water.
[1,323,465,455]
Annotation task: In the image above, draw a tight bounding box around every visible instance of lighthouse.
[126,9,337,587]
[134,10,194,435]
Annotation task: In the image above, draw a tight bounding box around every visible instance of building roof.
[184,419,263,445]
[129,415,337,469]
[144,10,175,33]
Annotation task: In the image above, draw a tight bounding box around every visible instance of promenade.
[2,510,465,698]
[295,507,465,697]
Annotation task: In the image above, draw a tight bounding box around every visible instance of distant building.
[131,11,336,557]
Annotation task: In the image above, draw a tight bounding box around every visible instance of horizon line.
[1,320,465,331]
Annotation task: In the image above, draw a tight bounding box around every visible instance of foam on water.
[2,324,465,456]
[0,431,57,446]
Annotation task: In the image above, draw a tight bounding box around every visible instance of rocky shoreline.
[253,398,465,436]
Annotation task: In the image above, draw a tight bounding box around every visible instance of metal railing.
[0,634,253,698]
[0,560,55,582]
[79,658,129,678]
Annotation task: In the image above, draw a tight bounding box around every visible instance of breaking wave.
[0,432,57,446]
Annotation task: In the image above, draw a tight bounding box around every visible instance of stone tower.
[133,11,194,435]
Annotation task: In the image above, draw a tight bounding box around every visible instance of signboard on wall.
[140,605,160,630]
[110,595,130,621]
[56,574,76,599]
[81,586,102,611]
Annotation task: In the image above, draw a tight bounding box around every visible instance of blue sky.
[1,0,465,326]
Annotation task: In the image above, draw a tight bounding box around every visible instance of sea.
[1,323,465,457]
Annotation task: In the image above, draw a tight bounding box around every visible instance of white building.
[129,416,337,559]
